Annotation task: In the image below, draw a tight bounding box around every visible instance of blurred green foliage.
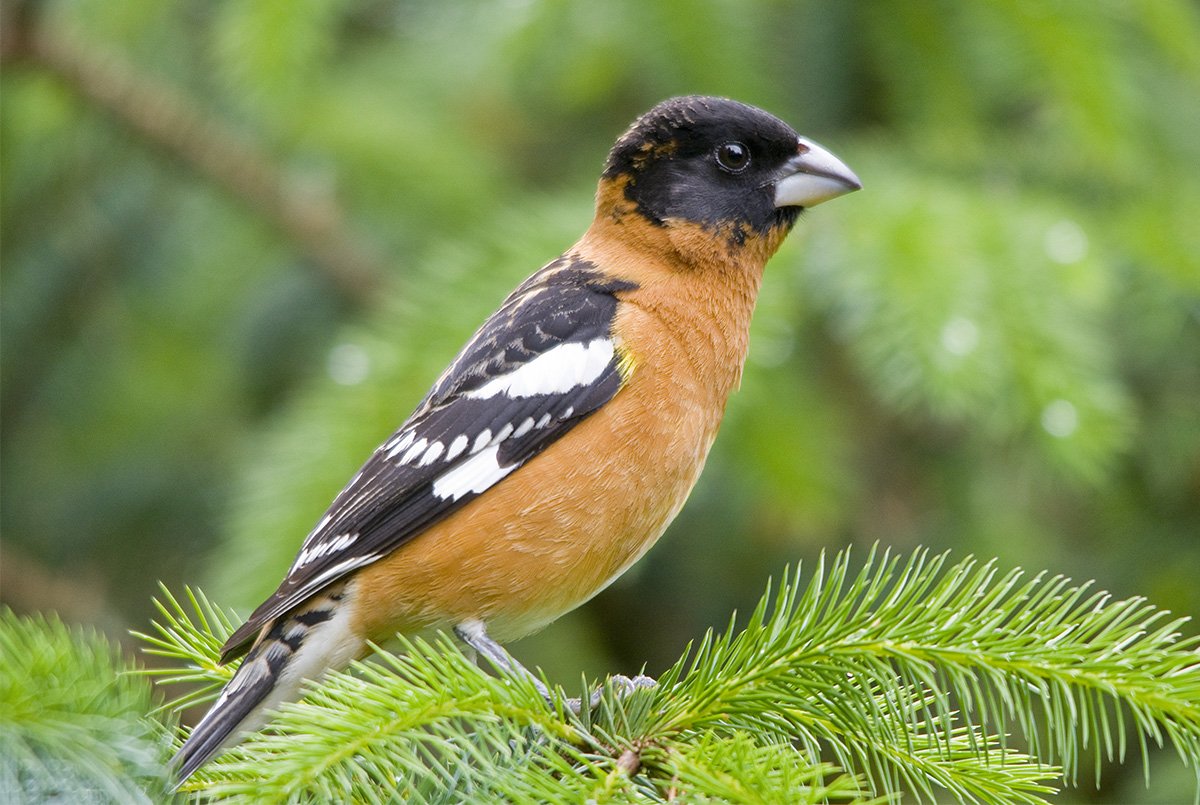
[2,1,1199,800]
[0,608,172,802]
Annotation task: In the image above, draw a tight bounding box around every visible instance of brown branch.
[1,1,386,307]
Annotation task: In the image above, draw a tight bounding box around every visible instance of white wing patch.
[446,434,469,461]
[472,429,492,454]
[293,532,360,570]
[431,443,518,501]
[401,438,429,465]
[418,440,445,466]
[384,430,415,459]
[464,338,614,399]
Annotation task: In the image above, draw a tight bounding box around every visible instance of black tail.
[172,633,292,784]
[171,586,359,786]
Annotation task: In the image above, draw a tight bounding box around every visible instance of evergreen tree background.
[2,1,1198,801]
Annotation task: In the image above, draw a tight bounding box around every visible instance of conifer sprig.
[139,547,1200,802]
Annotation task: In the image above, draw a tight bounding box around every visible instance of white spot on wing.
[473,429,492,454]
[418,441,445,466]
[464,339,614,399]
[400,438,428,465]
[446,434,469,461]
[292,532,360,570]
[432,444,518,501]
[385,431,415,458]
[513,417,535,438]
[536,412,551,429]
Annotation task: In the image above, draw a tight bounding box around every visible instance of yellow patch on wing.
[615,342,638,385]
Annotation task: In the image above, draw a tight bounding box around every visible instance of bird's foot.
[453,621,656,714]
[566,673,657,714]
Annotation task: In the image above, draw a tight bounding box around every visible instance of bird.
[171,95,860,783]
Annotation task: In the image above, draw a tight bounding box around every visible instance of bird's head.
[596,96,860,267]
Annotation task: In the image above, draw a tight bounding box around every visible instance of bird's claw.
[564,674,657,714]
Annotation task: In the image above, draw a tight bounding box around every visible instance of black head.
[602,96,859,239]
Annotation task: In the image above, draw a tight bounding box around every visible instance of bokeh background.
[3,1,1198,800]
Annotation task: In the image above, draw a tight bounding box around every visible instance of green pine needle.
[0,608,174,803]
[138,546,1200,803]
[131,583,241,716]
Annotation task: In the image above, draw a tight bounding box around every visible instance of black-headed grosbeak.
[173,95,860,781]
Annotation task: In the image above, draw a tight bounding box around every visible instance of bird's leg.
[454,620,554,702]
[453,620,656,713]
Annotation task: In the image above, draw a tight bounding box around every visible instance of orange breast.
[351,323,719,643]
[352,215,768,644]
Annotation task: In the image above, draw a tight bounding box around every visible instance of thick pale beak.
[773,137,862,208]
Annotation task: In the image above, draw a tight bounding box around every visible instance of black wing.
[222,256,636,660]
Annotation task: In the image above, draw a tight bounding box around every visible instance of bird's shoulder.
[418,254,637,410]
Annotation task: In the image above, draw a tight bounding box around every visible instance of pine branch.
[139,547,1200,802]
[645,547,1200,791]
[0,608,172,803]
[131,585,241,716]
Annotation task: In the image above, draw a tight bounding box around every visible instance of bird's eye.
[715,142,751,173]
